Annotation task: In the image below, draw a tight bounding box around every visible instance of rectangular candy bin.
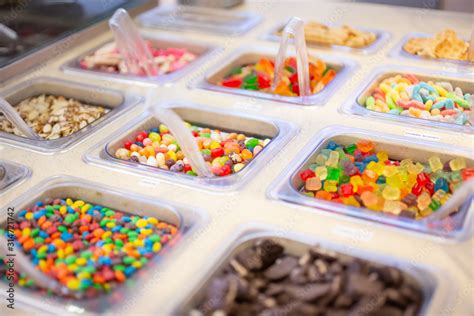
[0,159,30,194]
[268,126,474,239]
[137,5,261,36]
[340,66,474,133]
[191,46,357,106]
[62,33,218,84]
[0,175,207,315]
[84,101,298,191]
[0,77,141,153]
[175,228,439,315]
[262,20,390,55]
[390,32,473,67]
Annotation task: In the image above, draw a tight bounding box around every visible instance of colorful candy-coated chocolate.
[0,198,178,298]
[364,74,473,126]
[299,140,472,219]
[114,123,271,177]
[219,57,337,97]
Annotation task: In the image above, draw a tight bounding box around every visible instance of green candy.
[243,73,257,85]
[65,256,77,264]
[123,256,135,265]
[57,226,67,233]
[246,138,259,150]
[114,264,126,271]
[105,210,115,217]
[149,234,161,243]
[31,228,40,237]
[64,214,75,224]
[345,144,357,155]
[326,167,341,182]
[229,66,243,75]
[365,96,375,109]
[80,251,93,259]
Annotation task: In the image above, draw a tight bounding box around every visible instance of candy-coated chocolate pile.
[1,198,178,298]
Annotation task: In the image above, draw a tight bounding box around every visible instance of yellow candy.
[428,156,443,172]
[141,229,153,236]
[383,200,403,215]
[233,163,245,173]
[22,227,31,237]
[136,219,148,228]
[166,150,177,161]
[386,174,403,188]
[409,107,422,117]
[210,141,221,150]
[78,272,91,279]
[65,245,73,255]
[66,198,73,206]
[382,186,401,200]
[25,212,33,220]
[343,196,360,207]
[407,162,424,174]
[449,158,466,171]
[132,261,142,268]
[380,83,392,94]
[376,151,389,162]
[67,279,80,290]
[76,258,87,266]
[433,85,448,97]
[147,217,158,225]
[102,231,112,239]
[81,204,91,213]
[134,239,145,247]
[59,205,67,215]
[323,180,338,192]
[106,222,116,228]
[383,165,399,177]
[325,151,339,167]
[425,99,433,111]
[350,175,363,191]
[152,242,162,253]
[38,245,48,253]
[315,166,328,180]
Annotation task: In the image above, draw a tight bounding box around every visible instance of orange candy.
[356,140,374,153]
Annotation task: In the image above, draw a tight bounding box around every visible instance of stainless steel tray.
[0,77,142,153]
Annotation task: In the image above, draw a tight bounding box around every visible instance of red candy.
[300,169,315,182]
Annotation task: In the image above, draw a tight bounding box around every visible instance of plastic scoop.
[0,234,74,297]
[272,17,311,97]
[468,30,474,62]
[0,97,40,140]
[109,8,158,77]
[146,90,214,177]
[423,179,474,222]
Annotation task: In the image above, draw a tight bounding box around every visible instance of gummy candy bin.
[85,103,297,191]
[0,176,206,314]
[342,66,474,133]
[0,77,140,153]
[263,20,390,55]
[175,228,438,315]
[194,47,356,105]
[63,34,217,84]
[270,127,473,239]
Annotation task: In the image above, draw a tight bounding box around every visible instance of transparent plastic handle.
[0,234,71,296]
[423,179,474,222]
[146,90,214,178]
[0,97,40,140]
[109,8,158,77]
[272,17,311,96]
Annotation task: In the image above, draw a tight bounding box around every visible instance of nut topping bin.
[0,176,207,314]
[85,102,297,191]
[192,47,356,105]
[0,78,140,153]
